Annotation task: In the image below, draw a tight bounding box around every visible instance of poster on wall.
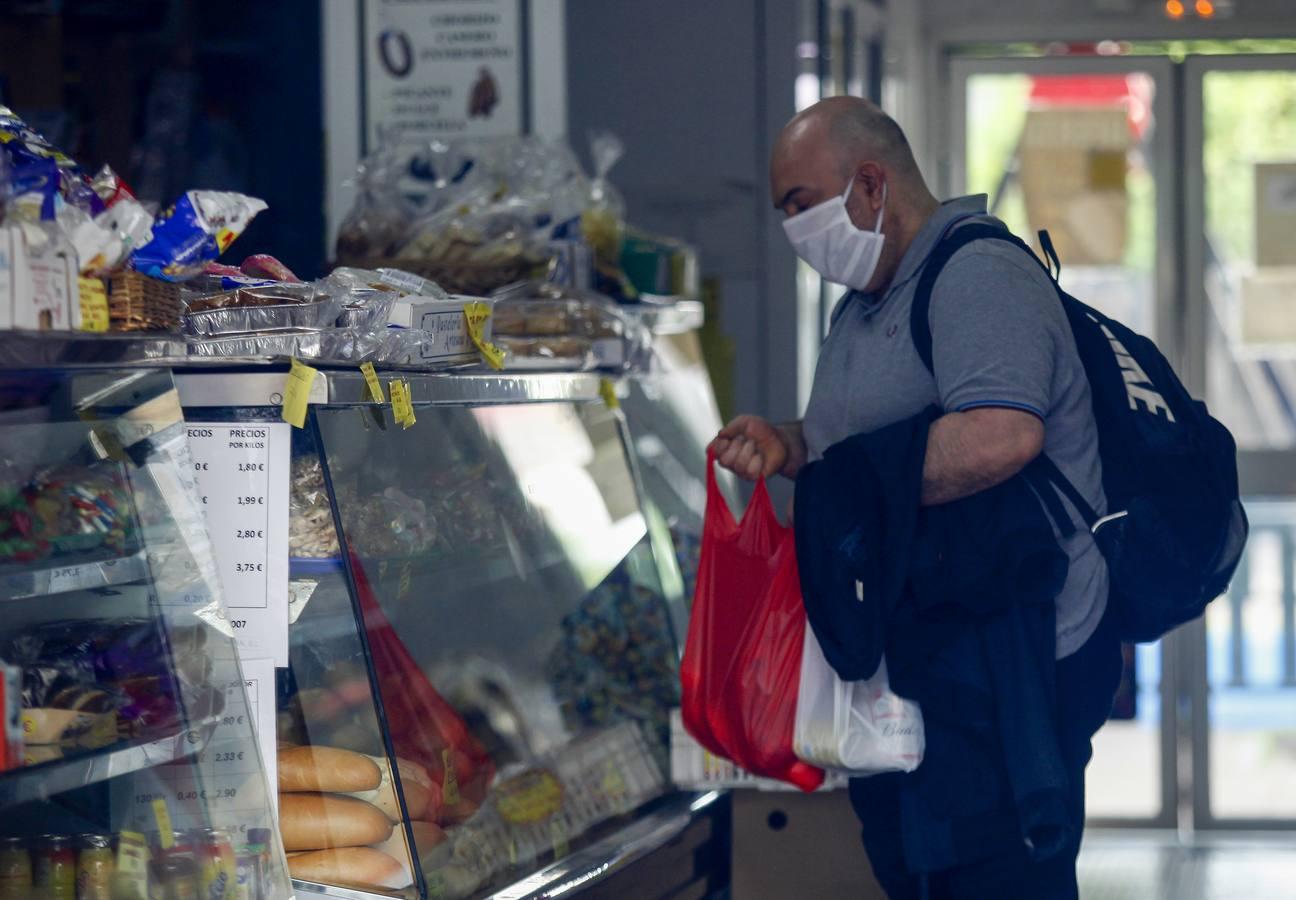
[362,0,524,151]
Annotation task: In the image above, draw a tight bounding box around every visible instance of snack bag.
[129,191,267,281]
[579,131,625,269]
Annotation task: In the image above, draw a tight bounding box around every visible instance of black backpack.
[910,223,1248,643]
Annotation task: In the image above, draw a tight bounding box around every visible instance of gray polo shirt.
[801,195,1108,658]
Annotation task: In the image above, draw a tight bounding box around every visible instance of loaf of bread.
[287,847,409,890]
[368,820,448,887]
[347,756,437,821]
[279,745,382,793]
[279,793,393,851]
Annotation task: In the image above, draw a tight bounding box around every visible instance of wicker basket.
[336,256,548,297]
[108,271,182,332]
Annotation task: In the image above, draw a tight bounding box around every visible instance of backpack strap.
[910,222,1099,533]
[909,223,1042,373]
[1038,229,1062,282]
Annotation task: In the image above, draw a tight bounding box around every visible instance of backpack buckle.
[1092,509,1129,535]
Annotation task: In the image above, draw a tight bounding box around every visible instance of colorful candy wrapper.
[128,190,266,281]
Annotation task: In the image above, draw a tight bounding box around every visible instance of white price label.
[187,423,290,666]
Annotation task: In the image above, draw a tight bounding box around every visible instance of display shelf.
[0,716,218,809]
[0,331,186,369]
[0,549,149,601]
[176,368,603,409]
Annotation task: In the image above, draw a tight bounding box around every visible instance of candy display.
[545,570,680,770]
[0,463,135,566]
[3,617,206,744]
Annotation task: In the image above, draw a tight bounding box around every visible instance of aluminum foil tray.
[182,301,340,337]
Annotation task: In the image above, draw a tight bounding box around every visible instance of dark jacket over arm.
[794,408,1073,873]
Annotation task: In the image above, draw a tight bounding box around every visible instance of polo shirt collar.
[846,194,990,317]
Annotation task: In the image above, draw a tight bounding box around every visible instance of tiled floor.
[1078,835,1296,899]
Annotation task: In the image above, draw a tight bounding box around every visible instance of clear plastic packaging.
[580,132,626,269]
[186,327,385,362]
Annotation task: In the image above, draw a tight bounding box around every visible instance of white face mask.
[782,176,887,291]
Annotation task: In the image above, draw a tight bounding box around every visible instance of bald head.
[770,96,939,294]
[772,97,926,210]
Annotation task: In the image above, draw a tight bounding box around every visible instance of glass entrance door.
[950,54,1179,828]
[1186,54,1296,829]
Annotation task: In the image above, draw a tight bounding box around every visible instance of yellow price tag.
[599,378,620,410]
[463,302,506,370]
[441,748,461,806]
[390,379,416,428]
[152,799,174,848]
[114,831,149,900]
[359,362,385,403]
[77,276,109,332]
[281,358,319,428]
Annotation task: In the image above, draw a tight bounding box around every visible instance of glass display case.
[0,366,291,900]
[171,369,726,900]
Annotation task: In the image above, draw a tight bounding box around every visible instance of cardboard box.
[11,229,79,330]
[1018,106,1130,266]
[0,228,15,329]
[1255,163,1296,267]
[1240,267,1296,343]
[386,295,492,366]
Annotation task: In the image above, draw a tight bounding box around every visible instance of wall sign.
[362,0,524,150]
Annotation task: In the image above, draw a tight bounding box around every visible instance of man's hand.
[709,416,807,481]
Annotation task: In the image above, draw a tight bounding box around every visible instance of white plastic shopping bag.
[793,617,924,775]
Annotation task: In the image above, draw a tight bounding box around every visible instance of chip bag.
[129,190,266,281]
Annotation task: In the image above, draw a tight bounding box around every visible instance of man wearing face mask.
[710,96,1121,897]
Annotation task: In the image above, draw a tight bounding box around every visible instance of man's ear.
[855,161,886,209]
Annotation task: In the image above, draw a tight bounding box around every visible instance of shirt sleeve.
[927,245,1062,420]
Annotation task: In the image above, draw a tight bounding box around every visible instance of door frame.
[1184,52,1296,831]
[948,53,1181,830]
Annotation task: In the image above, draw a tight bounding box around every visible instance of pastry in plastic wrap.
[289,456,340,559]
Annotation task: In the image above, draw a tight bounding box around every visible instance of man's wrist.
[776,421,807,477]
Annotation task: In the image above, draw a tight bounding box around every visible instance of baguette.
[287,847,410,891]
[279,793,393,851]
[279,745,382,793]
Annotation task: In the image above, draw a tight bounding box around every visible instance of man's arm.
[921,407,1044,506]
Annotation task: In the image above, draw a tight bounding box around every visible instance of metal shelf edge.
[0,550,150,602]
[1,718,216,809]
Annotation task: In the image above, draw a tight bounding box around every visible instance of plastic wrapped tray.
[497,335,593,371]
[186,328,385,363]
[182,301,340,337]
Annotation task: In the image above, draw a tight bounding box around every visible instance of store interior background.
[5,0,1296,895]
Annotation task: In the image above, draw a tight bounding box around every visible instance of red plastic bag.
[679,454,824,791]
[350,551,495,824]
